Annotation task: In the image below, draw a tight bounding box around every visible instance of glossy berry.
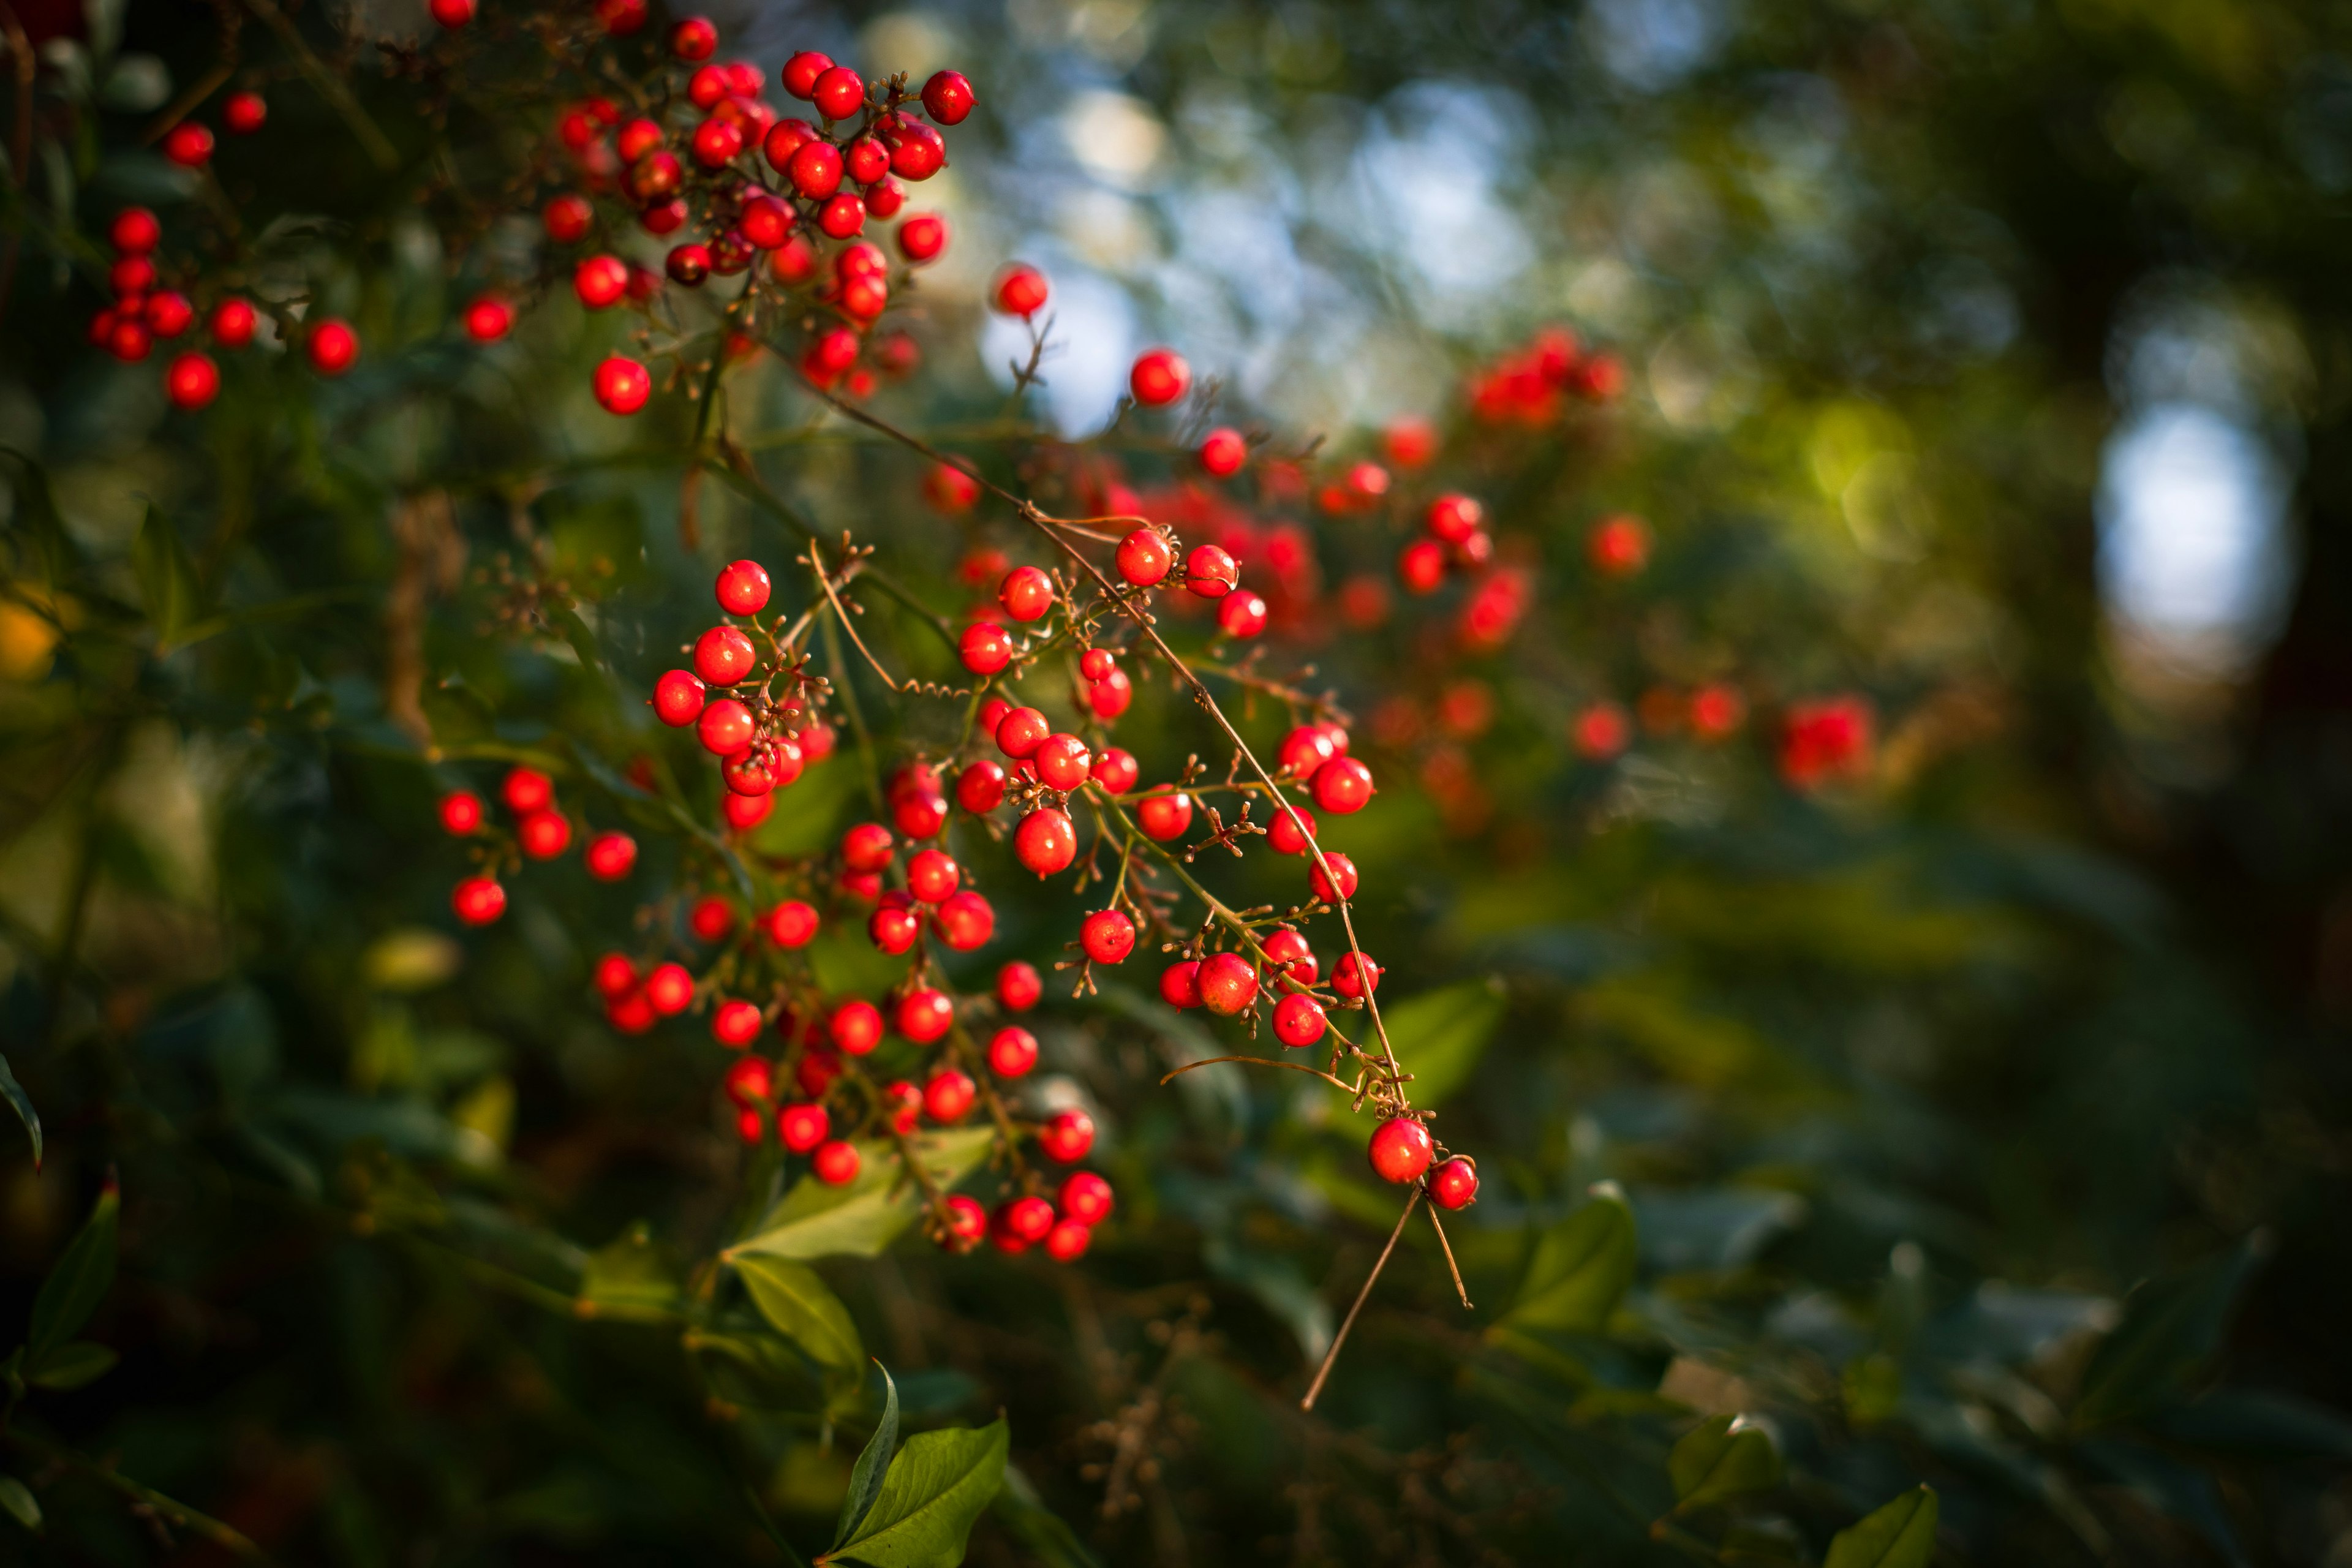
[869,902,921,955]
[586,831,637,880]
[429,0,473,23]
[1129,347,1190,407]
[1091,747,1138,794]
[921,69,976,124]
[1428,1156,1479,1210]
[1427,494,1483,543]
[575,255,629,309]
[669,17,717,59]
[724,792,774,832]
[1197,952,1259,1016]
[998,961,1042,1012]
[1399,539,1446,594]
[922,1068,975,1124]
[893,788,947,840]
[1309,851,1359,904]
[715,559,770,615]
[1077,649,1114,684]
[595,953,641,1000]
[897,987,954,1044]
[1368,1117,1434,1184]
[1311,756,1375,815]
[885,119,946,180]
[307,320,358,376]
[987,1025,1038,1077]
[959,621,1014,675]
[842,823,894,872]
[691,116,744,168]
[818,193,866,238]
[667,243,712,285]
[609,991,658,1034]
[940,1193,988,1251]
[991,263,1048,317]
[654,669,706,726]
[1184,545,1237,600]
[1059,1170,1114,1226]
[1260,929,1316,987]
[766,901,818,948]
[439,790,484,834]
[518,810,572,859]
[687,896,735,943]
[210,298,257,348]
[545,193,594,244]
[1088,667,1133,720]
[1079,909,1135,965]
[642,962,693,1015]
[1039,1108,1095,1164]
[828,998,883,1055]
[1137,791,1192,841]
[452,876,506,925]
[1116,529,1172,587]
[1014,808,1077,876]
[897,212,948,264]
[462,296,514,343]
[594,356,650,414]
[503,767,554,813]
[1044,1218,1091,1262]
[780,1102,829,1153]
[1033,734,1091,792]
[782,50,832,98]
[956,761,1007,814]
[809,64,865,119]
[162,121,214,167]
[110,208,160,254]
[712,999,763,1047]
[812,1139,861,1185]
[1159,959,1202,1009]
[1266,805,1317,855]
[787,138,842,199]
[1332,951,1381,998]
[995,706,1050,760]
[165,352,219,410]
[693,624,757,685]
[1273,992,1327,1047]
[1000,1195,1055,1248]
[907,849,960,903]
[696,697,755,755]
[144,292,194,339]
[1217,590,1268,639]
[998,565,1054,622]
[880,1078,919,1133]
[1199,427,1246,477]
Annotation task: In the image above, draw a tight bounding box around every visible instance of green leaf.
[1381,976,1504,1107]
[731,1130,995,1263]
[0,447,79,582]
[576,1222,681,1321]
[823,1417,1008,1568]
[26,1340,118,1390]
[0,1054,37,1169]
[1824,1485,1938,1568]
[832,1364,900,1550]
[2075,1237,2261,1428]
[989,1463,1102,1568]
[0,1476,39,1532]
[739,1256,865,1378]
[28,1182,118,1363]
[132,505,203,647]
[1668,1414,1782,1513]
[1496,1183,1637,1335]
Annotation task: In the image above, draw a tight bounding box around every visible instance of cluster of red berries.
[435,763,640,924]
[1467,326,1624,424]
[651,559,838,828]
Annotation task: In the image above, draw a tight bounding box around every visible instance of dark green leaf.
[1381,976,1505,1107]
[0,1476,39,1532]
[0,1054,37,1169]
[28,1182,118,1362]
[823,1417,1007,1568]
[0,447,78,582]
[2075,1237,2261,1428]
[27,1340,118,1390]
[132,505,203,647]
[738,1255,864,1378]
[1497,1183,1637,1335]
[831,1363,900,1550]
[576,1221,681,1320]
[731,1130,994,1262]
[1669,1414,1782,1513]
[988,1463,1102,1568]
[1825,1486,1938,1568]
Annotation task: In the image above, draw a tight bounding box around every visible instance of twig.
[1159,1055,1360,1095]
[236,0,399,170]
[1426,1205,1472,1311]
[1302,1187,1421,1411]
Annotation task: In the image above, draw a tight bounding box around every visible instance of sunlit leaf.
[1668,1414,1782,1513]
[831,1363,899,1549]
[1379,976,1504,1107]
[822,1418,1007,1568]
[1496,1184,1637,1336]
[738,1256,864,1378]
[1824,1485,1937,1568]
[731,1130,993,1262]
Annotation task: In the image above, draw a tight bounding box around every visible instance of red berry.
[782,51,833,99]
[724,792,774,832]
[842,822,894,872]
[710,560,769,617]
[897,987,954,1044]
[897,212,948,263]
[595,953,640,1000]
[609,990,657,1034]
[1574,703,1629,760]
[787,138,842,199]
[902,849,956,904]
[998,962,1042,1012]
[998,565,1054,622]
[1136,791,1192,841]
[688,896,736,943]
[1129,347,1191,407]
[1310,756,1374,815]
[110,207,159,254]
[892,787,946,840]
[801,1049,847,1100]
[1079,648,1117,683]
[307,320,358,376]
[429,0,473,24]
[1690,684,1745,740]
[1428,1156,1479,1210]
[586,831,637,880]
[818,193,866,238]
[594,356,651,414]
[1427,493,1483,543]
[696,697,755,755]
[1199,426,1246,477]
[765,901,818,948]
[995,706,1050,760]
[575,255,629,309]
[1273,992,1326,1047]
[1197,952,1258,1016]
[881,1079,918,1132]
[1090,747,1138,794]
[1278,722,1338,777]
[956,761,1006,814]
[654,669,707,726]
[544,194,594,244]
[869,902,921,954]
[669,17,717,59]
[780,1102,829,1153]
[162,121,214,167]
[1033,733,1092,792]
[1332,951,1381,998]
[615,116,663,162]
[991,263,1049,317]
[1159,959,1202,1008]
[667,243,712,285]
[164,352,219,410]
[1079,909,1135,965]
[959,621,1014,675]
[1039,1109,1095,1163]
[1588,514,1650,576]
[844,136,891,185]
[1260,929,1316,987]
[628,151,684,203]
[644,962,694,1014]
[518,809,572,859]
[107,317,151,363]
[503,767,554,813]
[452,876,506,925]
[1398,539,1447,594]
[439,790,484,834]
[144,291,193,338]
[462,296,514,342]
[1384,415,1438,467]
[921,69,976,125]
[1059,1170,1113,1225]
[1216,590,1268,638]
[1266,805,1316,855]
[1183,545,1237,600]
[940,1193,987,1250]
[810,64,865,119]
[922,1068,974,1123]
[1116,528,1172,587]
[1088,668,1133,720]
[987,1025,1037,1077]
[1044,1218,1091,1262]
[693,624,757,685]
[1368,1117,1434,1184]
[209,298,256,348]
[812,1139,861,1185]
[830,999,883,1055]
[884,119,946,180]
[712,999,763,1047]
[1014,807,1076,876]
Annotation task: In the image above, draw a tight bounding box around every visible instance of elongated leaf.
[28,1182,118,1362]
[824,1418,1007,1568]
[132,505,202,647]
[0,1055,37,1169]
[2075,1237,2261,1428]
[989,1463,1102,1568]
[1825,1485,1938,1568]
[0,446,79,582]
[731,1130,994,1262]
[0,1476,39,1532]
[1498,1184,1637,1335]
[832,1365,900,1550]
[739,1256,864,1378]
[27,1340,118,1390]
[1669,1414,1782,1513]
[577,1222,681,1319]
[1381,977,1505,1107]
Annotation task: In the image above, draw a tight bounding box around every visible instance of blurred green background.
[2,0,2350,1562]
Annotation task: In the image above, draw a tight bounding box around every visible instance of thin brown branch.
[1426,1204,1473,1311]
[1302,1187,1421,1411]
[1159,1055,1359,1094]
